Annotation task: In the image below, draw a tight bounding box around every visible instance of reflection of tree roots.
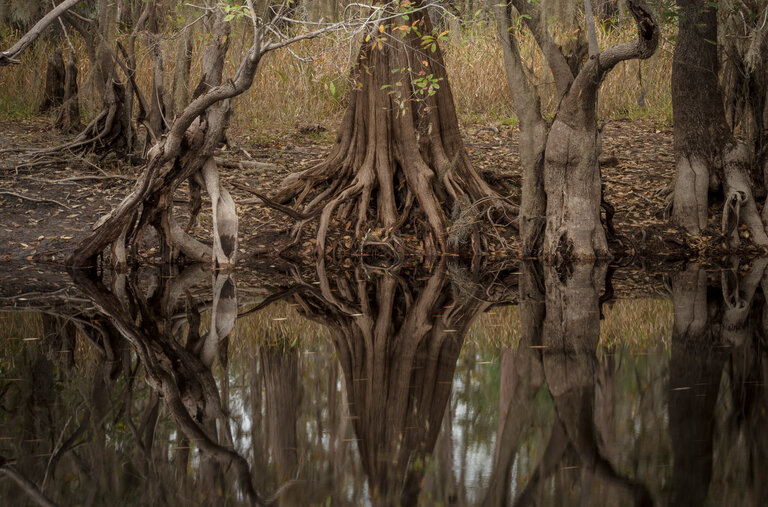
[265,256,517,503]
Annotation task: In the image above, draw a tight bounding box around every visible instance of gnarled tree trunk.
[493,0,658,261]
[275,2,505,258]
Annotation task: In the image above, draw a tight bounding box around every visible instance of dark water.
[0,260,766,506]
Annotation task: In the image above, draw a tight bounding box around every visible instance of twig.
[229,182,313,220]
[0,190,70,209]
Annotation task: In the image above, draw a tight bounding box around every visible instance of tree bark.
[275,2,504,257]
[671,0,768,247]
[54,52,80,132]
[494,0,658,261]
[40,47,65,113]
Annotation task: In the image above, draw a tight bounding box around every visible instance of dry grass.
[599,298,673,351]
[0,17,674,136]
[229,299,330,353]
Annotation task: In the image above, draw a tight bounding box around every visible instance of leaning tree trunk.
[68,9,241,270]
[68,4,337,269]
[671,0,768,248]
[274,2,503,257]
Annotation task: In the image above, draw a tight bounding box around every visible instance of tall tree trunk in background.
[721,0,768,200]
[595,0,618,27]
[55,52,80,132]
[170,27,194,119]
[40,47,65,112]
[671,0,768,247]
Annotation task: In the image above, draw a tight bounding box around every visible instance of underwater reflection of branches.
[69,265,272,505]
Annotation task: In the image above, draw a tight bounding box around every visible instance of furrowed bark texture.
[275,3,501,257]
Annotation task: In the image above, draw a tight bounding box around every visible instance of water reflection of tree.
[670,260,768,506]
[69,265,268,505]
[290,259,514,505]
[486,262,653,506]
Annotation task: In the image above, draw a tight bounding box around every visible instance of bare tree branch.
[0,0,80,66]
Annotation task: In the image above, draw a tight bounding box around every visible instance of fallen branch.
[0,457,59,507]
[214,157,278,172]
[229,181,312,220]
[0,190,70,208]
[21,175,134,185]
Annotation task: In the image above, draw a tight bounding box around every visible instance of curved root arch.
[275,5,506,257]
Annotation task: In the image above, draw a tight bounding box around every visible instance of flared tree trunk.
[671,0,768,247]
[275,2,502,257]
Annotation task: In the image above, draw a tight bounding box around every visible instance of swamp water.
[0,260,766,506]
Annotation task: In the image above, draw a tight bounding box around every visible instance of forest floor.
[0,115,745,298]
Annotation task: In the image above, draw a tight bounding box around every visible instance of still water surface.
[0,261,766,506]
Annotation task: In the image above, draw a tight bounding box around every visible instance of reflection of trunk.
[539,263,652,505]
[261,346,299,484]
[483,262,546,506]
[293,261,499,505]
[668,264,727,507]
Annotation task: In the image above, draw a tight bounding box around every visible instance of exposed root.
[273,7,515,259]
